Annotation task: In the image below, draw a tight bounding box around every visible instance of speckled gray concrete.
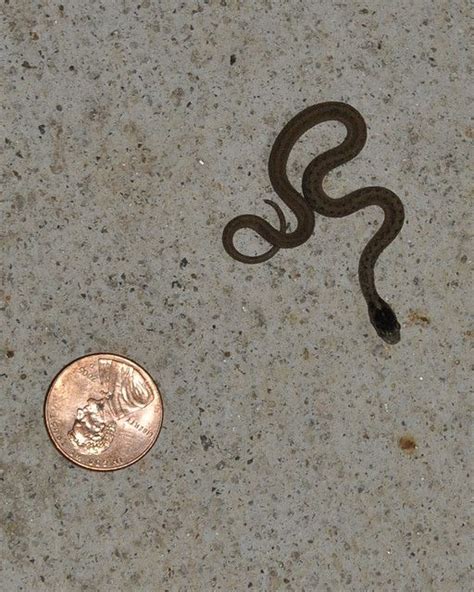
[0,1,471,591]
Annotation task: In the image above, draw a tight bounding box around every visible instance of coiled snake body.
[222,102,405,344]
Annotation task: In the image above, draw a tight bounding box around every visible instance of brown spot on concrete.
[407,310,431,326]
[171,87,185,107]
[398,435,417,453]
[0,291,11,304]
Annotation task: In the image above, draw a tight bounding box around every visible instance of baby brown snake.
[222,102,405,344]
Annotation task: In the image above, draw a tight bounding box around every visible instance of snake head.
[368,300,401,344]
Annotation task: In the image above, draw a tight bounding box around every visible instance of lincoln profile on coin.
[68,358,155,455]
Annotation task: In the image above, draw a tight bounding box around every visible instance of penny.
[44,353,163,471]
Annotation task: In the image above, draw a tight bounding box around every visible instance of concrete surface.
[0,1,471,591]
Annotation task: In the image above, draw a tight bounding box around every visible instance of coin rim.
[44,352,164,472]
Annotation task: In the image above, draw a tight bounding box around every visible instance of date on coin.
[44,353,163,471]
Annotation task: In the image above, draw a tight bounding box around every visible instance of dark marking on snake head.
[369,300,401,344]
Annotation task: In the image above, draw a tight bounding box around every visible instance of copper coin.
[44,353,163,471]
